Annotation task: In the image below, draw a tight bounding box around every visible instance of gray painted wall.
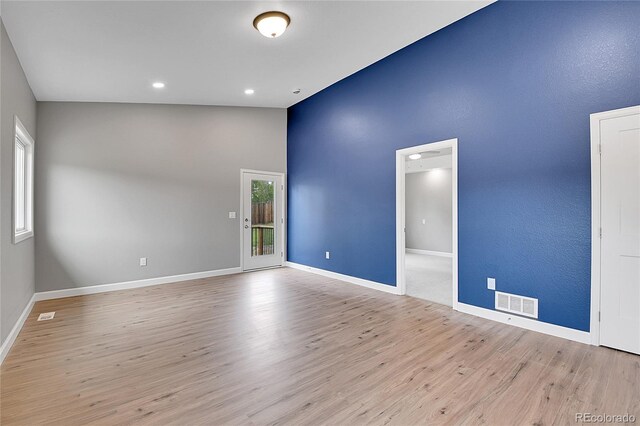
[1,20,37,344]
[36,102,286,292]
[405,168,452,253]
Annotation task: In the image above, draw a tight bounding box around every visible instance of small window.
[13,117,34,244]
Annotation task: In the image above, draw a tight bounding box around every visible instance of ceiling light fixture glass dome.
[253,11,290,38]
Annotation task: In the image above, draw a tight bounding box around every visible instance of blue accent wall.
[287,1,640,332]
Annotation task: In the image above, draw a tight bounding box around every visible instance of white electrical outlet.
[140,257,147,267]
[229,211,236,219]
[487,277,496,290]
[325,251,330,259]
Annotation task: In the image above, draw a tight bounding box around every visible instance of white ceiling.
[406,153,452,173]
[1,1,492,108]
[405,147,453,161]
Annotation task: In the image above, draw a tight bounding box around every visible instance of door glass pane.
[251,180,275,257]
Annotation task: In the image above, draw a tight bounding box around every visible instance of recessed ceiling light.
[409,154,422,160]
[244,89,255,95]
[253,11,290,38]
[152,82,165,89]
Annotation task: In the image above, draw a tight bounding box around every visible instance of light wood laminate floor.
[1,267,638,425]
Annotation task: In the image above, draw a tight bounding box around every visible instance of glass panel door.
[242,171,283,271]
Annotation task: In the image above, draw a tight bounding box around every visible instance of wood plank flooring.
[1,267,638,425]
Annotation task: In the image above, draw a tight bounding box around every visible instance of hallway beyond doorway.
[405,251,452,306]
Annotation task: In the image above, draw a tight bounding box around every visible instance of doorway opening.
[396,139,458,308]
[240,169,285,271]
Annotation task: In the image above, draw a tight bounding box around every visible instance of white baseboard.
[286,263,591,345]
[2,265,592,366]
[286,262,401,295]
[0,294,35,364]
[34,267,241,302]
[456,302,591,345]
[406,248,453,258]
[1,267,241,365]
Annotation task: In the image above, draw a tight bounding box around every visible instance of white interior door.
[600,110,640,354]
[242,171,284,271]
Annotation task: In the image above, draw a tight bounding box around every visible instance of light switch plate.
[325,251,330,259]
[229,212,236,219]
[140,257,147,267]
[487,277,496,290]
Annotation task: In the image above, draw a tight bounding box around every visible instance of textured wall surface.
[36,102,286,292]
[406,169,452,253]
[287,1,640,331]
[1,21,37,345]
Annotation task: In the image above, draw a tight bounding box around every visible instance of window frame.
[13,116,34,244]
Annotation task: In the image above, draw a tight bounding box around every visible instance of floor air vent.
[37,312,55,321]
[495,291,538,318]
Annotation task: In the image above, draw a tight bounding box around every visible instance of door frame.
[240,169,286,272]
[396,138,458,308]
[589,105,640,346]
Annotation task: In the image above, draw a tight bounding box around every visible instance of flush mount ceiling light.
[253,11,290,38]
[244,88,255,95]
[408,154,422,160]
[152,82,165,89]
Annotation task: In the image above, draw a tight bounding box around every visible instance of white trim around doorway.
[396,138,458,309]
[240,169,286,272]
[589,105,640,346]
